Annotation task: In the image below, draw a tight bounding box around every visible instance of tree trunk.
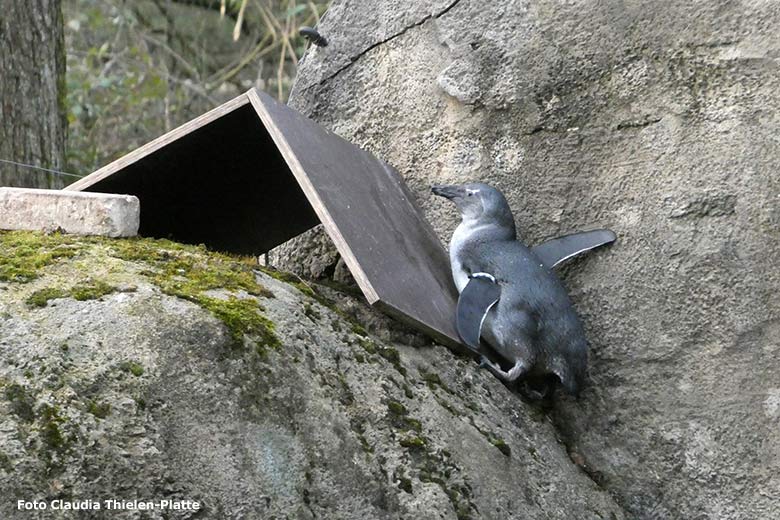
[0,0,66,188]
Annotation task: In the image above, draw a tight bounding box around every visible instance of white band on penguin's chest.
[471,272,497,283]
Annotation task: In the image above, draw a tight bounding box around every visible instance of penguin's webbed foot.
[479,357,509,380]
[482,359,530,383]
[521,380,551,401]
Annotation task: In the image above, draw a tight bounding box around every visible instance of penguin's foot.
[483,359,530,383]
[521,380,551,401]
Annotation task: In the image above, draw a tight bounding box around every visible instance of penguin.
[431,182,616,396]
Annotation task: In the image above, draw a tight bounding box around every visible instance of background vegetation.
[64,0,329,175]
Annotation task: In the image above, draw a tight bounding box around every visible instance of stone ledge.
[0,187,139,237]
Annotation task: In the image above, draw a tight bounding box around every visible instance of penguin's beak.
[431,184,464,200]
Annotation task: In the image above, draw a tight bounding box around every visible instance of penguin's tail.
[561,371,584,397]
[552,345,587,397]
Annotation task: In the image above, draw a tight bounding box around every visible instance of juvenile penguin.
[432,182,615,396]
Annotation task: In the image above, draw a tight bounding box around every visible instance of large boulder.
[0,231,621,519]
[278,1,780,518]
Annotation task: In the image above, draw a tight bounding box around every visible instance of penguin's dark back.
[480,239,588,361]
[479,240,573,309]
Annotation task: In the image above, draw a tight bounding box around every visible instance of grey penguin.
[431,182,616,396]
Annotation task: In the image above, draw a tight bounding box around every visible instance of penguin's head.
[432,182,515,228]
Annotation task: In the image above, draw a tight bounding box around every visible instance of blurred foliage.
[64,0,329,175]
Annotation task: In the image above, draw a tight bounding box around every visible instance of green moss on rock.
[70,279,117,301]
[418,451,476,519]
[490,438,511,457]
[258,267,316,298]
[26,280,118,308]
[377,346,406,376]
[387,400,408,416]
[259,267,376,338]
[336,373,355,406]
[197,295,280,352]
[358,337,377,354]
[303,302,321,321]
[26,287,67,307]
[360,339,406,376]
[86,400,111,419]
[106,236,281,353]
[4,383,36,422]
[469,418,512,457]
[38,404,67,452]
[419,369,452,393]
[434,395,462,417]
[350,323,368,336]
[386,400,424,434]
[122,361,144,377]
[0,231,79,283]
[109,237,274,298]
[394,468,413,494]
[3,231,283,362]
[0,451,12,472]
[404,417,422,432]
[398,434,427,449]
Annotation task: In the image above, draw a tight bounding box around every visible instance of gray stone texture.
[0,188,139,237]
[0,239,622,519]
[277,1,780,518]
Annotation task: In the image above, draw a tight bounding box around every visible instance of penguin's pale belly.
[450,220,493,292]
[451,258,469,293]
[449,228,470,292]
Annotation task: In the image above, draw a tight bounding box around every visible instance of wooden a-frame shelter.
[67,88,462,349]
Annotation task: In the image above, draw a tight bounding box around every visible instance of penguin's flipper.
[531,229,617,269]
[456,273,501,353]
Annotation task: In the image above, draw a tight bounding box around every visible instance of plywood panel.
[247,89,460,347]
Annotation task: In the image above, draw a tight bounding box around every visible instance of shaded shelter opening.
[83,102,319,255]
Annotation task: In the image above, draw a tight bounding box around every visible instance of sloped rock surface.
[0,232,621,519]
[279,1,780,518]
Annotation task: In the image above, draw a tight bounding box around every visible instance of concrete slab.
[0,188,139,237]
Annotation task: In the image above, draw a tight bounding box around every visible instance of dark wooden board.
[67,88,462,349]
[247,89,460,347]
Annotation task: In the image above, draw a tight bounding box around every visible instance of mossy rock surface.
[0,231,622,519]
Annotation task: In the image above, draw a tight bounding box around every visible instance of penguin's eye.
[467,192,473,197]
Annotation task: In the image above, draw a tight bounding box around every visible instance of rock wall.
[277,1,780,518]
[0,232,621,519]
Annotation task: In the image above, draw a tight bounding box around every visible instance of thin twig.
[277,33,287,99]
[308,1,320,23]
[138,32,201,79]
[233,0,249,41]
[206,32,275,88]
